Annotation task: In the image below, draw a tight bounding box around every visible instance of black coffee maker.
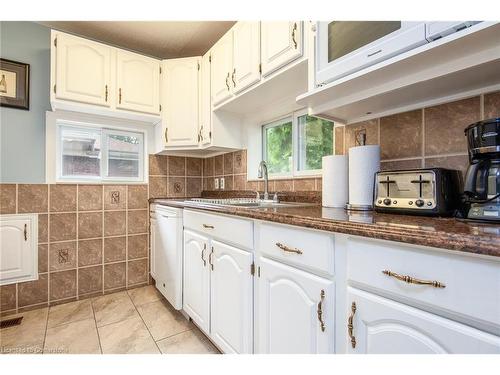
[462,117,500,222]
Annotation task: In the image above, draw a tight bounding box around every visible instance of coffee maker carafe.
[462,118,500,222]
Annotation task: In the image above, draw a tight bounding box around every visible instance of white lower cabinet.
[210,240,254,353]
[0,214,38,286]
[183,226,254,353]
[256,257,334,354]
[346,287,500,354]
[183,230,211,333]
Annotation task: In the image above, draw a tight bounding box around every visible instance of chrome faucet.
[258,160,269,201]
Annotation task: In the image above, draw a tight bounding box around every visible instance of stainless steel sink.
[183,198,315,209]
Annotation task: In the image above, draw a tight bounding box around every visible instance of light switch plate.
[214,178,219,189]
[220,177,225,190]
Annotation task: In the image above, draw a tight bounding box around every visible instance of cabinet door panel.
[256,257,334,354]
[183,230,210,334]
[116,51,160,114]
[261,21,303,77]
[210,240,253,353]
[0,216,37,285]
[346,287,500,354]
[55,33,111,106]
[211,32,233,106]
[232,22,261,94]
[162,57,200,146]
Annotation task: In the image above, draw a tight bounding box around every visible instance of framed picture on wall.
[0,58,30,110]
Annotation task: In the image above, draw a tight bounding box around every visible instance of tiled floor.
[0,286,219,354]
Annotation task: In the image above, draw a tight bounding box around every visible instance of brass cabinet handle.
[203,224,214,229]
[164,128,168,143]
[201,243,207,267]
[209,246,214,271]
[276,242,303,255]
[317,289,326,332]
[292,22,298,49]
[105,84,108,102]
[382,270,446,288]
[24,223,27,241]
[348,302,356,349]
[231,68,236,87]
[225,72,230,91]
[118,88,122,104]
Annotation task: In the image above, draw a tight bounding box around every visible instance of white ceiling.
[39,21,236,59]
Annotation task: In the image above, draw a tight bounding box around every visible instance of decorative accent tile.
[49,241,77,271]
[104,185,126,210]
[168,177,185,198]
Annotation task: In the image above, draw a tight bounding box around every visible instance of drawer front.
[258,222,334,276]
[183,210,253,250]
[346,236,500,333]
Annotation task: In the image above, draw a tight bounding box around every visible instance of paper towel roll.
[322,155,348,208]
[348,145,380,208]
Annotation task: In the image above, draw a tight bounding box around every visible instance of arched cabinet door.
[55,33,111,106]
[183,230,210,334]
[346,287,500,354]
[256,257,334,354]
[210,240,253,354]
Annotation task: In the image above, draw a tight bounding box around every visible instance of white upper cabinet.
[346,287,500,354]
[0,215,38,286]
[199,52,212,145]
[256,257,334,354]
[161,57,201,147]
[261,21,303,77]
[116,50,160,115]
[55,33,112,106]
[211,31,233,106]
[210,240,254,354]
[232,21,261,94]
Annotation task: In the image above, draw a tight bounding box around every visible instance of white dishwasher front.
[150,204,183,310]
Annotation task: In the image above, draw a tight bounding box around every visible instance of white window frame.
[51,116,148,184]
[262,109,334,179]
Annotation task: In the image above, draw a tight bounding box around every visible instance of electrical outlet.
[220,177,225,190]
[214,178,219,189]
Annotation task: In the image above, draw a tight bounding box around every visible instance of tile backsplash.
[336,91,500,179]
[0,154,202,315]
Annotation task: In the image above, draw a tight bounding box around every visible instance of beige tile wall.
[202,150,323,193]
[0,154,202,315]
[336,91,500,179]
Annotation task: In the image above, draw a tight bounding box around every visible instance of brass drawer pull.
[382,270,446,288]
[348,302,356,348]
[164,128,168,143]
[276,242,303,255]
[209,246,214,271]
[201,243,207,267]
[203,224,214,229]
[317,289,326,332]
[119,88,122,104]
[24,224,27,241]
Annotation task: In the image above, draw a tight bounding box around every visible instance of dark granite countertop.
[151,198,500,258]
